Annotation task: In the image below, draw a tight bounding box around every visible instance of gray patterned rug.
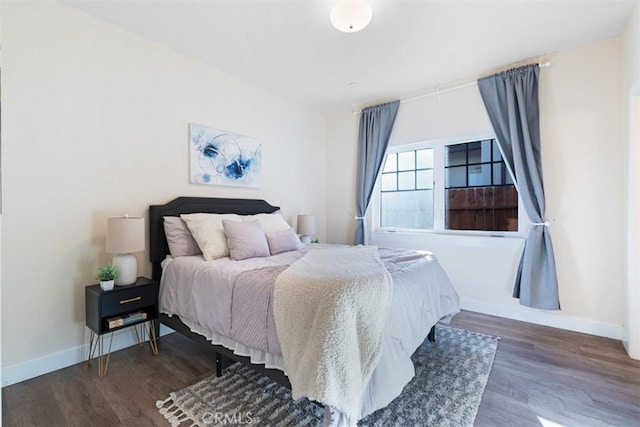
[157,325,498,426]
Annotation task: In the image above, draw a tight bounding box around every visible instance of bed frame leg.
[427,325,436,342]
[215,352,223,377]
[154,321,161,349]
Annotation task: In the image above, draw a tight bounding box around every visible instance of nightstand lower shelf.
[87,320,159,377]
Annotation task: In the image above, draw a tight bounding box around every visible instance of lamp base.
[112,253,137,286]
[300,235,311,244]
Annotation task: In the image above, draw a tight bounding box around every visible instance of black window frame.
[444,139,511,189]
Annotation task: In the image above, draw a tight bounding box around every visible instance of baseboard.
[2,303,624,387]
[461,298,623,340]
[1,325,175,387]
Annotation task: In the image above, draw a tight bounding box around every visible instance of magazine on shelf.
[105,310,148,330]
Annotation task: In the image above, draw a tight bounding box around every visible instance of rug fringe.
[157,396,198,427]
[155,397,172,409]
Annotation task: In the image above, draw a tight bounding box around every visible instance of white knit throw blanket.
[273,246,393,424]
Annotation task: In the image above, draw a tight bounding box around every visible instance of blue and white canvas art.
[189,123,262,188]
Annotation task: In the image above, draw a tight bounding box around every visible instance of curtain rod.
[352,61,551,115]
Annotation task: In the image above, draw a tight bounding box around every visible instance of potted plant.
[96,265,119,291]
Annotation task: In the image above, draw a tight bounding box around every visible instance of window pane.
[468,140,491,163]
[468,164,491,186]
[445,144,466,167]
[383,153,397,172]
[493,163,504,185]
[381,190,433,229]
[482,140,492,162]
[416,169,433,189]
[446,166,466,188]
[416,149,433,169]
[467,141,481,163]
[381,173,397,191]
[492,140,503,161]
[398,171,415,190]
[445,185,518,232]
[398,151,415,171]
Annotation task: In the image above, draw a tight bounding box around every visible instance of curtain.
[477,64,560,310]
[355,101,400,245]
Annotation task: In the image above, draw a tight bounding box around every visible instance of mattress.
[159,244,460,419]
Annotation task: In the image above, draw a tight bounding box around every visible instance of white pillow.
[243,211,291,233]
[180,213,242,260]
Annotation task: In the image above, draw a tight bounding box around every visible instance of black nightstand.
[85,277,159,376]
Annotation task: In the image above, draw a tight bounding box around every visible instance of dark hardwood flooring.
[3,311,639,426]
[450,312,640,427]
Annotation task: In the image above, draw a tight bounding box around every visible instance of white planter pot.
[100,280,115,291]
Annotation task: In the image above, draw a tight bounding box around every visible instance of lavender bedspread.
[159,245,460,419]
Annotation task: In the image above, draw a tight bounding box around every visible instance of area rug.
[157,325,498,426]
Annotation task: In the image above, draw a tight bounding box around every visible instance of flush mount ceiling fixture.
[330,0,373,33]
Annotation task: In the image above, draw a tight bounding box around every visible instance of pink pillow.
[266,228,301,255]
[163,217,201,257]
[222,220,270,260]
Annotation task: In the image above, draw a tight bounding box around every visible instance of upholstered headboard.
[148,197,280,280]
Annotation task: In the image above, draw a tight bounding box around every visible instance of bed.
[149,197,460,425]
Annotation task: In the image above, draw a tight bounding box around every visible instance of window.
[445,140,517,232]
[376,138,519,233]
[380,149,434,229]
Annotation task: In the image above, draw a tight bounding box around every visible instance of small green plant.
[311,238,320,244]
[96,265,119,281]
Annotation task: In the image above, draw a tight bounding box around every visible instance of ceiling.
[65,0,637,114]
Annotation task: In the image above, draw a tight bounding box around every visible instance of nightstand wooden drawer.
[100,285,156,317]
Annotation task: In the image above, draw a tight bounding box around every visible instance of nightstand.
[85,277,159,377]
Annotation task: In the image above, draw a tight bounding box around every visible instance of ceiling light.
[330,0,373,33]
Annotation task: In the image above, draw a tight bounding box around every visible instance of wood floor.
[3,311,639,426]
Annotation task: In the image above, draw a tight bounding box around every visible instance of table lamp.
[106,215,145,286]
[297,214,316,244]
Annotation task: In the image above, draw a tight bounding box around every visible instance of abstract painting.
[189,123,262,188]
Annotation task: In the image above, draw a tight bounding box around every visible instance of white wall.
[622,3,640,359]
[326,113,359,243]
[327,36,625,339]
[1,0,4,414]
[1,1,326,384]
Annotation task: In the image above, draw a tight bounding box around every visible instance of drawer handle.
[120,296,141,304]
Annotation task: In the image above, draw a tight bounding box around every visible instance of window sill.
[371,229,526,250]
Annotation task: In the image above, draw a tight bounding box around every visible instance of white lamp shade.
[297,214,316,236]
[330,0,373,33]
[106,216,145,254]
